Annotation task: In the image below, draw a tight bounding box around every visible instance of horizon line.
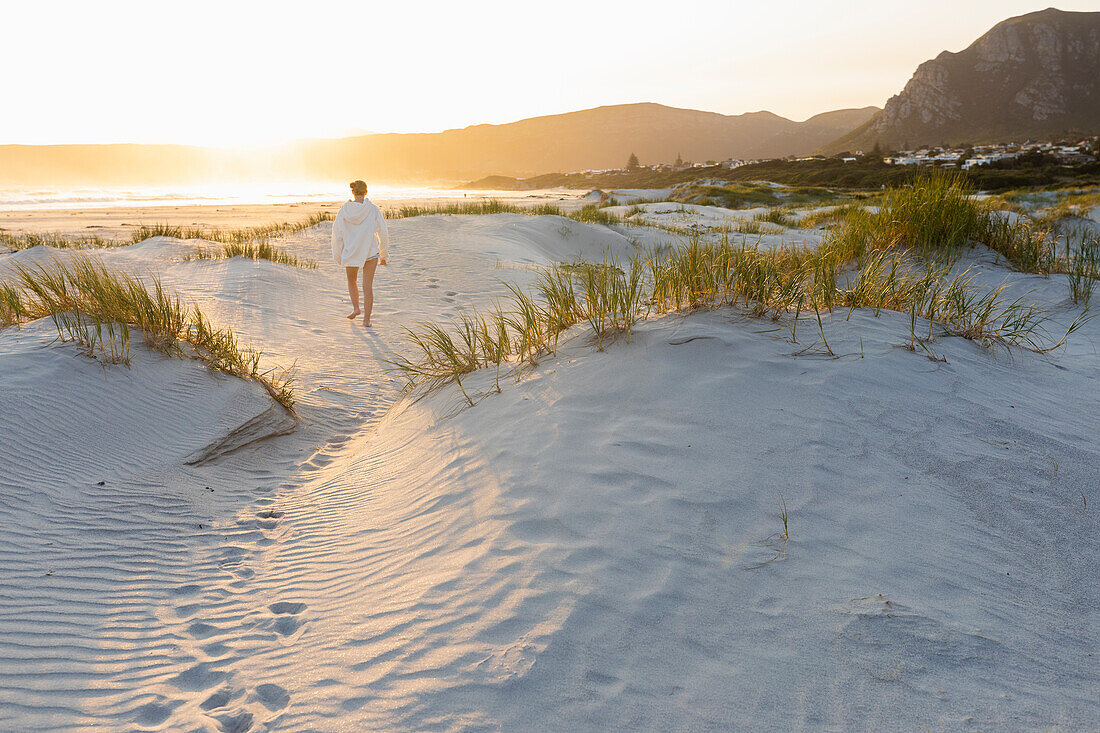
[0,100,885,150]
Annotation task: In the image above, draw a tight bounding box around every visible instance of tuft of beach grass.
[0,212,331,270]
[3,255,297,411]
[389,171,1090,406]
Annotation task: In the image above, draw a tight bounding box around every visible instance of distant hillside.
[821,8,1100,154]
[295,103,880,182]
[0,104,878,187]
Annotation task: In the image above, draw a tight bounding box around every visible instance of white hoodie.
[331,198,390,266]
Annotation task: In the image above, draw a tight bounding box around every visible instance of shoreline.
[0,189,591,239]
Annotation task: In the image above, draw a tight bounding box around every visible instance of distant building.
[961,152,1019,169]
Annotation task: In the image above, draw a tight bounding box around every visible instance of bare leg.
[345,266,360,318]
[362,258,379,327]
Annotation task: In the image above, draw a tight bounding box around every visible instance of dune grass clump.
[847,256,1077,352]
[392,239,1082,404]
[390,172,1089,405]
[797,203,870,229]
[130,211,333,247]
[0,231,116,251]
[821,170,1084,281]
[978,214,1058,273]
[531,266,587,355]
[981,191,1031,215]
[184,240,317,269]
[753,208,797,228]
[3,256,296,410]
[568,204,622,227]
[720,220,773,235]
[819,170,1045,267]
[1036,189,1100,224]
[672,182,782,209]
[845,170,985,260]
[51,309,132,365]
[385,200,624,227]
[0,283,25,327]
[671,182,839,210]
[388,258,645,403]
[1066,230,1100,305]
[0,213,331,265]
[388,200,543,218]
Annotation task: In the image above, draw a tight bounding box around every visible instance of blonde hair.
[349,180,368,196]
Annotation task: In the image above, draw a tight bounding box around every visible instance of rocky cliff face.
[821,8,1100,153]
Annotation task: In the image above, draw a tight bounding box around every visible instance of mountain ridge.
[0,103,878,187]
[820,8,1100,154]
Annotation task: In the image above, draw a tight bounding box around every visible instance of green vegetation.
[618,206,782,237]
[569,204,623,226]
[825,170,1098,279]
[2,256,296,410]
[390,170,1092,405]
[1066,230,1100,305]
[0,231,117,250]
[464,154,1100,194]
[128,212,333,247]
[726,155,1100,192]
[184,240,317,269]
[778,493,789,542]
[1036,189,1100,224]
[0,212,331,269]
[669,182,840,209]
[387,200,561,218]
[462,165,739,192]
[0,283,25,327]
[753,208,797,227]
[797,203,870,229]
[385,200,624,227]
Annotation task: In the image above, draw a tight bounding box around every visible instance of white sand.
[0,211,1098,730]
[604,201,826,249]
[606,188,676,204]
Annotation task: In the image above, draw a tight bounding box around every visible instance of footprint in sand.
[187,621,222,639]
[269,601,307,615]
[133,699,183,726]
[170,661,226,692]
[202,641,233,658]
[254,683,291,711]
[215,710,253,733]
[200,687,235,711]
[173,602,204,619]
[170,583,203,598]
[269,601,307,636]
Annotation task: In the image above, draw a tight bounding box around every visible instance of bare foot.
[347,309,361,320]
[363,317,372,328]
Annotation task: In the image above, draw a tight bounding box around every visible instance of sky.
[2,0,1097,147]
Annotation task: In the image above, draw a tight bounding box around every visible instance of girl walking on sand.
[331,179,389,327]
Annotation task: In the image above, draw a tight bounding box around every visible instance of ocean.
[0,183,527,211]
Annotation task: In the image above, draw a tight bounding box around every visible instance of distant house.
[961,152,1019,169]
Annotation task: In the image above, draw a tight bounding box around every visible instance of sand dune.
[1,211,1097,730]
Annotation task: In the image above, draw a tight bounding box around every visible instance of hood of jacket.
[341,199,376,225]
